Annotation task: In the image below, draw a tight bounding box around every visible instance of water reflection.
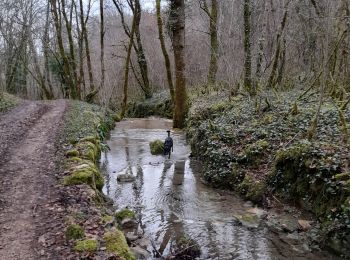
[100,118,332,260]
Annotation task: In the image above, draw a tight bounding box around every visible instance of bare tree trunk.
[74,1,86,97]
[170,0,188,128]
[43,1,54,98]
[100,0,105,92]
[121,6,137,117]
[266,1,290,89]
[112,0,152,99]
[28,34,53,99]
[134,0,152,99]
[79,0,96,102]
[243,0,255,95]
[200,0,219,86]
[156,0,175,103]
[61,0,79,98]
[50,0,76,98]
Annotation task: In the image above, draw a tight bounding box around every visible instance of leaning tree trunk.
[121,9,137,118]
[243,0,255,96]
[170,0,188,128]
[134,0,152,99]
[156,0,175,103]
[266,1,290,89]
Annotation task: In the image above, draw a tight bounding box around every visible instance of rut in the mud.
[0,101,68,259]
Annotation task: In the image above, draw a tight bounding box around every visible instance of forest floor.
[0,100,71,259]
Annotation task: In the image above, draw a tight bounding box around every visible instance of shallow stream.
[100,118,335,260]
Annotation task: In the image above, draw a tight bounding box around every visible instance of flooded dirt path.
[101,118,337,260]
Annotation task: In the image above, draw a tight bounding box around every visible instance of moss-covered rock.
[115,208,136,223]
[112,113,122,122]
[74,239,98,252]
[80,136,100,146]
[149,140,164,155]
[76,141,100,162]
[66,224,85,240]
[66,149,79,157]
[104,229,135,260]
[64,164,104,190]
[238,176,266,203]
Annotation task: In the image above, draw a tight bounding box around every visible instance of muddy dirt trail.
[0,100,68,259]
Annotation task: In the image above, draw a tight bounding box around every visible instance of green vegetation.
[0,92,20,112]
[187,90,350,256]
[62,101,114,191]
[74,239,98,252]
[66,224,85,240]
[63,101,114,144]
[66,149,79,157]
[127,92,173,119]
[104,229,135,260]
[61,100,135,258]
[64,165,104,191]
[149,140,164,155]
[115,208,136,223]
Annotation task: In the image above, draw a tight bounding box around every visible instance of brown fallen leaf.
[298,219,312,231]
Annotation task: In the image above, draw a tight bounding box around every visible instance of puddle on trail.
[100,118,334,260]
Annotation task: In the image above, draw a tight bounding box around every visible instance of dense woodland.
[1,0,350,120]
[1,0,350,258]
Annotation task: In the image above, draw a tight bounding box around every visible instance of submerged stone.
[121,218,138,229]
[117,174,136,182]
[233,214,261,229]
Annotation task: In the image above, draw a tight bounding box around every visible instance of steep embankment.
[186,90,350,257]
[0,96,134,259]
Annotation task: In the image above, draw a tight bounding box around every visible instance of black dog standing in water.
[164,130,173,159]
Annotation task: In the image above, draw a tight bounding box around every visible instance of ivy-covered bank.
[126,91,173,119]
[186,90,350,257]
[60,101,135,259]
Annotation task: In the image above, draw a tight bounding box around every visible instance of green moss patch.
[74,239,98,252]
[104,230,135,260]
[149,140,164,155]
[75,141,100,162]
[115,209,136,223]
[66,149,79,157]
[0,92,20,112]
[66,224,85,240]
[64,164,104,190]
[238,176,266,203]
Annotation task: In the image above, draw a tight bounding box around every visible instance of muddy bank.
[100,118,338,259]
